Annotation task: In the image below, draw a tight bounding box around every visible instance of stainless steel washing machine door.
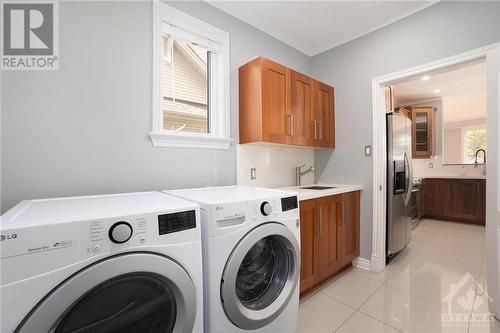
[15,252,197,333]
[220,222,299,330]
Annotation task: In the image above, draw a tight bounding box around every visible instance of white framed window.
[150,1,232,149]
[462,126,487,164]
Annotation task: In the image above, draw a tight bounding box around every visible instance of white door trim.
[371,42,500,273]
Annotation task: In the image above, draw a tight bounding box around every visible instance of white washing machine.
[166,186,300,333]
[0,192,203,333]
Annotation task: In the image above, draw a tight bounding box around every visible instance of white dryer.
[0,192,203,333]
[166,186,300,333]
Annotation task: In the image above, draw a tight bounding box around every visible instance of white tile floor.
[297,219,500,333]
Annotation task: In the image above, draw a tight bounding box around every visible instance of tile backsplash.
[412,155,486,178]
[236,144,315,187]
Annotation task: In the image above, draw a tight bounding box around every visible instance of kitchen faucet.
[474,149,487,176]
[296,164,315,186]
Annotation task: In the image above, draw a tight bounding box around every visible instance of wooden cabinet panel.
[299,199,320,294]
[291,71,315,146]
[239,57,335,148]
[317,196,342,280]
[422,178,445,217]
[339,191,360,265]
[261,59,291,145]
[421,178,485,225]
[314,81,335,148]
[299,191,360,296]
[444,179,481,221]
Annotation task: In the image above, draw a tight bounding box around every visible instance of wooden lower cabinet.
[421,178,485,225]
[299,191,360,295]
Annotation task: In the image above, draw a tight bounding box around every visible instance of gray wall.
[1,1,311,212]
[311,1,500,260]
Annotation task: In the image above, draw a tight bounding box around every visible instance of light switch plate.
[364,146,372,156]
[250,168,256,180]
[429,163,434,169]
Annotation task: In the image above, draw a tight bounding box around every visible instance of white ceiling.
[393,60,487,123]
[207,1,437,56]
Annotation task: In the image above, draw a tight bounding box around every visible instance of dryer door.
[221,222,299,330]
[16,253,196,333]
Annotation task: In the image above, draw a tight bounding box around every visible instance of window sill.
[149,132,233,150]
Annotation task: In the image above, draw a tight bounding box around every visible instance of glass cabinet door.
[411,107,434,158]
[414,111,429,153]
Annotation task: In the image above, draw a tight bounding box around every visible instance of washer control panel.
[260,201,273,216]
[108,221,133,244]
[87,217,148,255]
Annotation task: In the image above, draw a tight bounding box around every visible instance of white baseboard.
[370,255,385,272]
[353,257,371,271]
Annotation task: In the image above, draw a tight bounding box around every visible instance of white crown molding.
[207,0,439,56]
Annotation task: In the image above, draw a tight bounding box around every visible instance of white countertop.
[418,175,487,180]
[276,183,363,201]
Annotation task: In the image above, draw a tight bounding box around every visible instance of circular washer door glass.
[54,273,177,333]
[235,236,290,310]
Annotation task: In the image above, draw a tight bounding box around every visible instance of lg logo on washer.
[0,233,18,241]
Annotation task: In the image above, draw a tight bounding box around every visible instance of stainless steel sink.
[301,186,336,190]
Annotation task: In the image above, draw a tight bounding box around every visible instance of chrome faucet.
[296,164,315,186]
[474,149,487,176]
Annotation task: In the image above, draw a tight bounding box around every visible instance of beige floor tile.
[336,311,401,333]
[468,288,500,333]
[298,218,487,333]
[387,262,479,305]
[359,285,469,332]
[320,268,383,308]
[298,293,356,333]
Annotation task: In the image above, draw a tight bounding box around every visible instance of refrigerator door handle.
[404,151,413,206]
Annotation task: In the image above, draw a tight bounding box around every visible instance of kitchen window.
[150,2,231,149]
[463,126,487,164]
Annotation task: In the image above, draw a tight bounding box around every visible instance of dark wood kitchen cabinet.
[420,178,485,225]
[239,56,335,149]
[299,191,360,296]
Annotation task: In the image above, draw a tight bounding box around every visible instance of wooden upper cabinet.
[239,57,334,148]
[261,59,292,145]
[291,71,315,146]
[409,106,436,159]
[239,57,291,145]
[314,81,335,148]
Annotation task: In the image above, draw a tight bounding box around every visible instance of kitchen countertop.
[277,183,363,201]
[417,175,487,180]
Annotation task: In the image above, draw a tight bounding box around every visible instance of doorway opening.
[370,44,500,326]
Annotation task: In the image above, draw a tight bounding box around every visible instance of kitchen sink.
[301,186,336,190]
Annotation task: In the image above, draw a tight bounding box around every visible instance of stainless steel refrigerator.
[386,113,413,261]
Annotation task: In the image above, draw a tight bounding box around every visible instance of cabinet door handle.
[286,114,294,136]
[319,206,322,235]
[313,120,317,139]
[477,182,480,202]
[343,201,348,225]
[318,120,322,140]
[315,206,322,235]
